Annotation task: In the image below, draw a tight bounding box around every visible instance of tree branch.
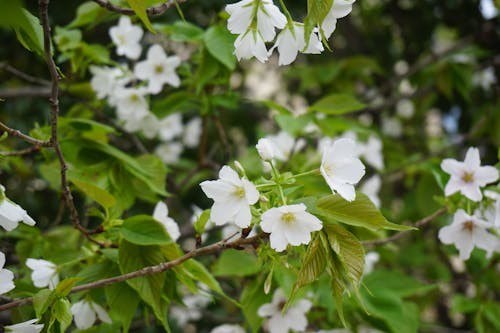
[0,87,52,99]
[0,233,268,312]
[0,62,51,86]
[362,207,448,247]
[0,146,41,157]
[0,122,50,147]
[92,0,187,16]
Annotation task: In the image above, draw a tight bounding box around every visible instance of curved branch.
[362,207,448,247]
[92,0,187,16]
[0,233,268,312]
[0,122,50,147]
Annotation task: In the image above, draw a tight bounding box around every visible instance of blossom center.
[154,64,164,74]
[462,220,475,232]
[130,94,139,102]
[461,172,474,183]
[234,186,246,198]
[117,34,126,45]
[281,212,296,224]
[323,164,333,176]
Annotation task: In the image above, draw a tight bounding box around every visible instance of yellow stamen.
[462,220,474,232]
[281,212,295,224]
[461,172,474,183]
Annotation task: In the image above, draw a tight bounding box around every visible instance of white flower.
[473,66,497,90]
[153,201,181,241]
[270,23,324,66]
[26,258,59,290]
[360,175,381,208]
[70,300,112,330]
[396,99,415,119]
[480,0,498,19]
[134,44,181,94]
[234,30,269,62]
[226,0,255,35]
[200,166,259,228]
[158,113,184,142]
[438,209,498,260]
[211,324,246,333]
[136,114,160,139]
[0,251,15,295]
[359,135,384,170]
[363,251,380,275]
[109,16,143,60]
[155,142,184,164]
[441,147,499,202]
[258,289,312,333]
[267,131,305,161]
[381,116,402,138]
[89,66,129,100]
[260,204,322,252]
[0,194,36,232]
[113,87,149,121]
[321,0,356,39]
[320,138,366,202]
[4,319,44,333]
[182,117,202,148]
[170,292,212,326]
[256,138,284,161]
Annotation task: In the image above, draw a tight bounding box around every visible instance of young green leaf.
[121,215,173,246]
[309,94,366,115]
[203,25,237,70]
[127,0,155,32]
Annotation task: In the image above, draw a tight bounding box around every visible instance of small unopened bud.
[233,160,245,175]
[256,138,278,161]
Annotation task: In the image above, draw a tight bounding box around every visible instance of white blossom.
[0,187,36,231]
[267,131,306,161]
[360,175,381,208]
[70,300,112,330]
[211,324,246,333]
[396,99,415,119]
[479,0,499,19]
[170,292,212,326]
[473,66,497,90]
[0,251,15,295]
[134,44,181,94]
[441,147,499,202]
[182,117,202,148]
[363,251,380,275]
[270,23,324,66]
[438,209,498,260]
[381,116,402,138]
[256,138,284,161]
[89,66,129,100]
[26,258,59,290]
[4,319,44,333]
[200,166,259,228]
[155,142,184,164]
[158,113,184,142]
[109,16,143,60]
[321,138,365,201]
[234,30,269,62]
[260,204,322,252]
[226,0,255,35]
[153,201,181,241]
[321,0,356,39]
[258,288,312,333]
[113,87,149,122]
[360,135,384,170]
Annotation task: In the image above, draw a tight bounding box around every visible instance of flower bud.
[256,138,277,161]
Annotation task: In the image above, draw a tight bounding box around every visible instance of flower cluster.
[438,147,500,260]
[90,17,202,165]
[226,0,356,65]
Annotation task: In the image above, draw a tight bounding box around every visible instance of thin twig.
[0,146,41,157]
[362,207,447,247]
[0,62,50,86]
[0,87,52,99]
[92,0,187,16]
[0,233,268,312]
[0,122,50,147]
[38,0,105,247]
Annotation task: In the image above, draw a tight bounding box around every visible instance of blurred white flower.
[158,113,184,142]
[364,251,380,275]
[113,87,149,121]
[109,16,143,60]
[270,23,323,66]
[480,0,498,19]
[256,138,284,161]
[0,186,36,231]
[211,324,246,333]
[153,201,181,241]
[155,142,184,164]
[200,166,259,228]
[89,66,129,100]
[26,258,59,290]
[381,116,402,138]
[321,138,365,201]
[438,209,498,260]
[441,147,499,202]
[483,197,500,228]
[396,99,415,119]
[0,251,15,295]
[134,44,181,94]
[258,288,312,333]
[359,136,384,170]
[4,319,43,333]
[394,60,409,75]
[267,131,305,161]
[425,108,443,138]
[260,204,322,252]
[473,66,497,91]
[182,117,202,148]
[321,0,356,39]
[361,175,381,208]
[70,300,112,330]
[170,292,212,326]
[398,79,416,95]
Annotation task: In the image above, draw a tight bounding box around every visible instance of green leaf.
[119,241,170,332]
[309,94,366,115]
[241,277,272,333]
[323,224,364,286]
[182,258,225,296]
[275,113,316,137]
[70,178,117,209]
[157,20,204,42]
[193,209,210,235]
[68,1,107,28]
[304,0,333,44]
[317,193,416,231]
[54,278,79,297]
[106,282,140,333]
[15,9,45,57]
[196,49,220,93]
[33,289,55,318]
[212,249,261,277]
[121,215,173,246]
[203,25,237,70]
[364,270,436,298]
[52,298,73,333]
[293,236,327,291]
[127,0,155,32]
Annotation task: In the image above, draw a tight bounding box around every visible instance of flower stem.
[293,169,320,178]
[270,162,287,205]
[278,0,294,26]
